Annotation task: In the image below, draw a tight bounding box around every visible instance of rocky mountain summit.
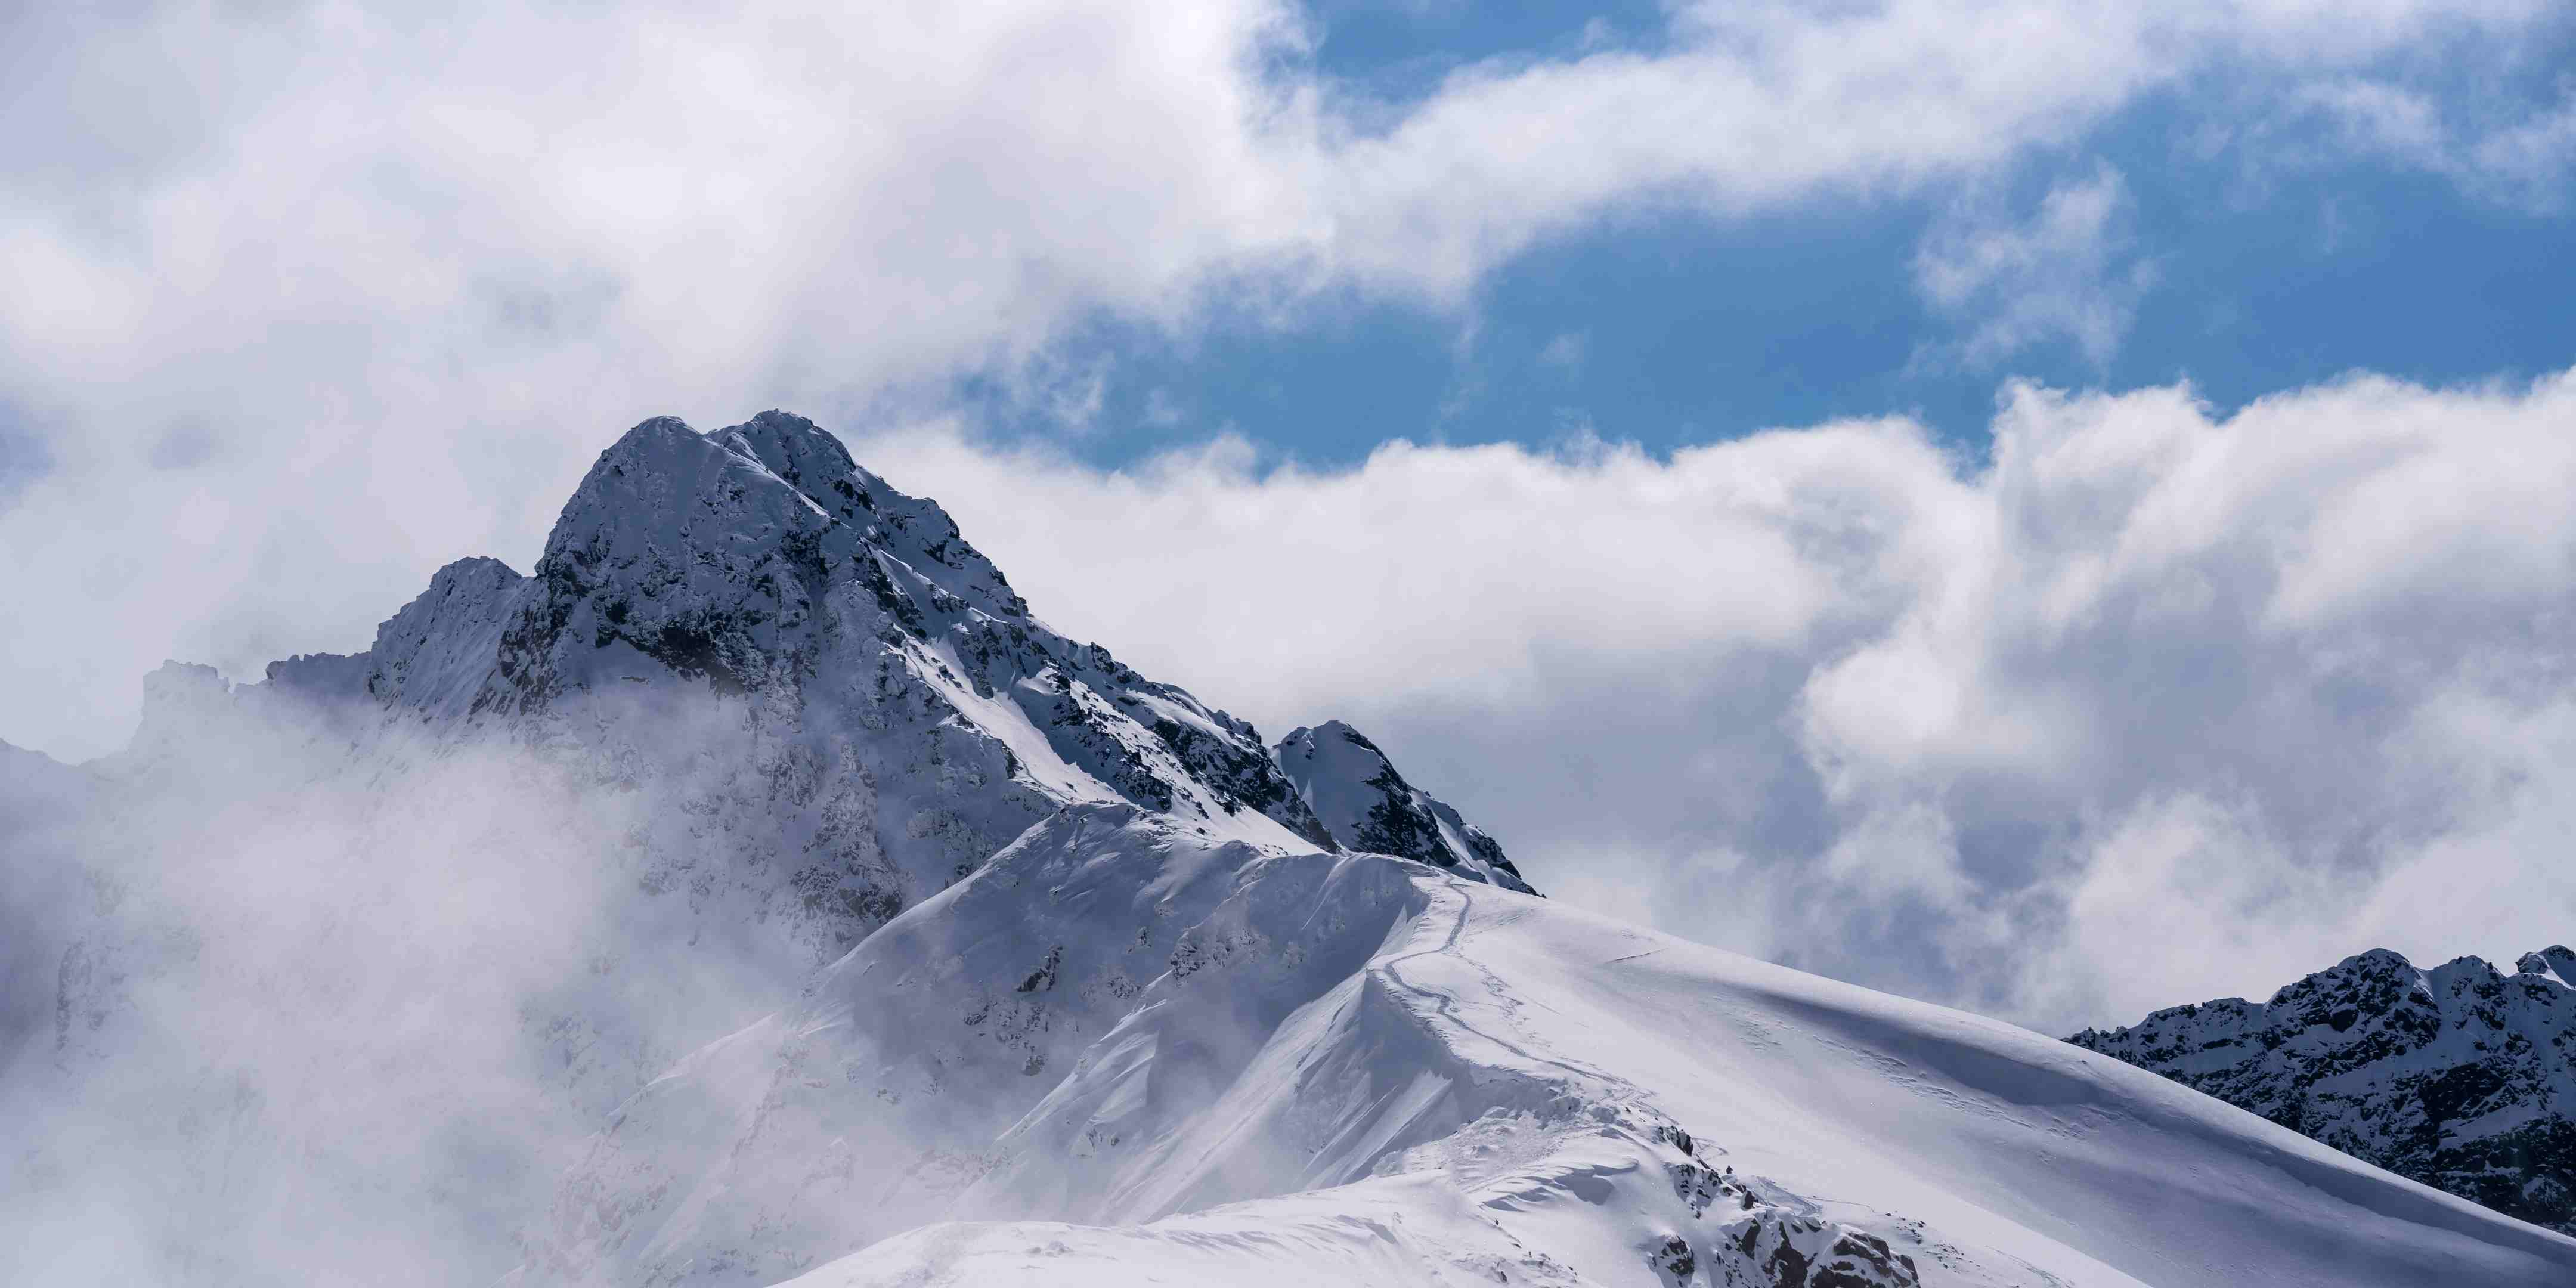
[2070,946,2576,1234]
[177,411,1534,958]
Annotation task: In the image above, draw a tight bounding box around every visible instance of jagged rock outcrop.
[1275,720,1534,893]
[125,414,1386,962]
[2071,946,2576,1234]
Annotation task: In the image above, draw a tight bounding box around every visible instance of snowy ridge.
[527,816,2576,1288]
[2071,946,2576,1234]
[521,811,1945,1288]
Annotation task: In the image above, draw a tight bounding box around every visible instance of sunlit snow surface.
[530,811,2576,1287]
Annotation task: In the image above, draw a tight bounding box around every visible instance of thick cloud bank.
[849,369,2576,1033]
[7,0,2572,760]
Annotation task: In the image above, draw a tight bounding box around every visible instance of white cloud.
[2470,94,2576,208]
[2300,78,2576,211]
[1536,331,1587,373]
[1912,165,2157,367]
[844,366,2576,1032]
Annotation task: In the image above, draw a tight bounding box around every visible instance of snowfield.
[530,812,2576,1287]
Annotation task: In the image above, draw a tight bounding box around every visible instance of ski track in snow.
[1379,875,1630,1095]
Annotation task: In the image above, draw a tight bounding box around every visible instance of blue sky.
[949,6,2576,469]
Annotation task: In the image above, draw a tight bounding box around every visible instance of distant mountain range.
[2072,946,2576,1236]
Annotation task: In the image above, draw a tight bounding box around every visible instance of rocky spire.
[1274,719,1535,894]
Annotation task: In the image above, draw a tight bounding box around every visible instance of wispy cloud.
[2299,78,2576,212]
[1535,331,1587,374]
[1911,164,2157,369]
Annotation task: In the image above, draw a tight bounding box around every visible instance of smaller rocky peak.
[2422,953,2512,999]
[1275,720,1535,894]
[364,556,532,720]
[2516,946,2576,988]
[1276,722,1400,792]
[372,557,529,649]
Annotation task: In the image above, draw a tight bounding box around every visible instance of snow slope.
[527,819,2576,1287]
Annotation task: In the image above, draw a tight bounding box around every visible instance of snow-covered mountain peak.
[1275,719,1534,893]
[109,414,1476,957]
[707,410,1030,622]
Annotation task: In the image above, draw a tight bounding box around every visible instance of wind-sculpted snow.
[520,810,1942,1288]
[518,806,1284,1286]
[527,815,2576,1287]
[1277,719,1536,893]
[2072,946,2576,1236]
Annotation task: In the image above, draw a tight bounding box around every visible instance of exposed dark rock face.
[1274,719,1537,894]
[2071,946,2576,1234]
[91,413,1529,965]
[1646,1116,1921,1288]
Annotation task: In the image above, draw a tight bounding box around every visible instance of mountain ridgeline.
[2071,946,2576,1236]
[273,411,1532,948]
